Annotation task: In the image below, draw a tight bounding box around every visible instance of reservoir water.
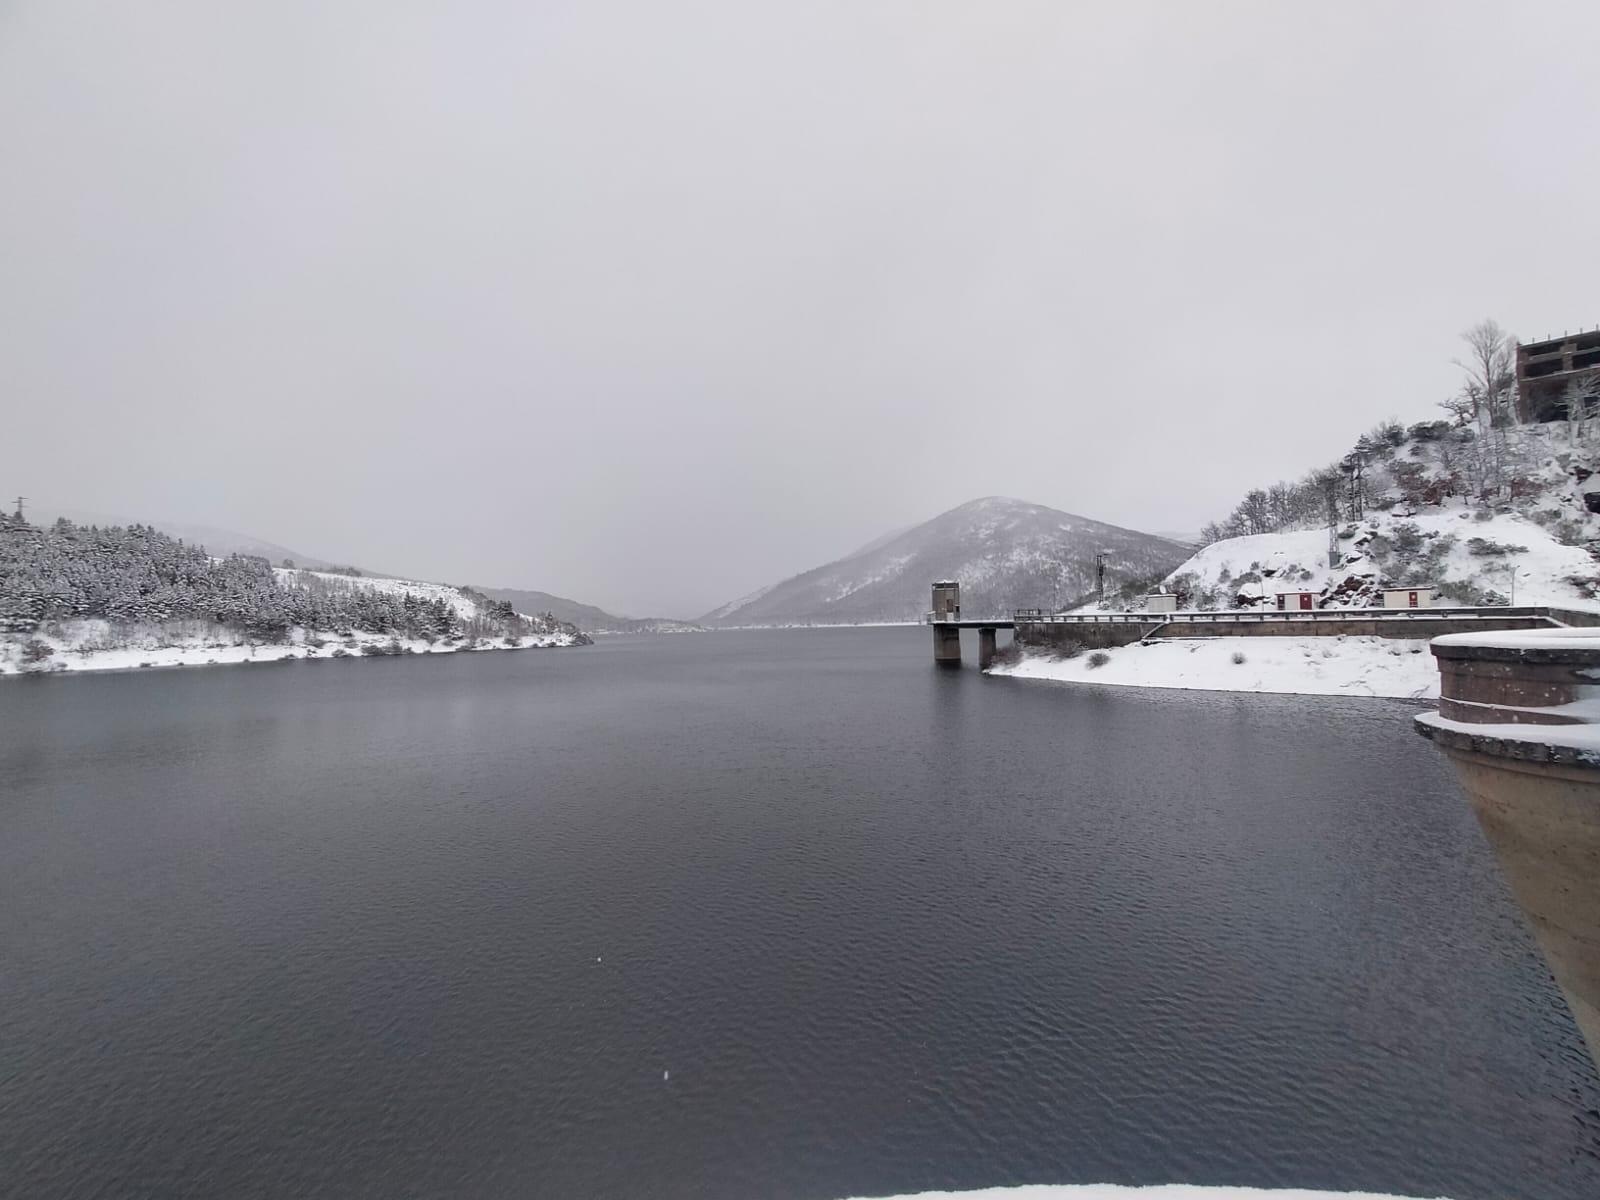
[2,627,1598,1199]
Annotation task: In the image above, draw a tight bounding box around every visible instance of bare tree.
[1433,434,1462,498]
[1456,319,1518,430]
[1340,442,1370,519]
[1237,488,1272,535]
[1266,481,1295,530]
[1454,319,1518,495]
[1438,390,1476,427]
[1312,467,1342,525]
[1561,375,1600,444]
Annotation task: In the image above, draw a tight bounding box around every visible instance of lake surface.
[2,627,1598,1200]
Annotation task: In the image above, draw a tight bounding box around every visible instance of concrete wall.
[1550,608,1600,628]
[1016,621,1157,651]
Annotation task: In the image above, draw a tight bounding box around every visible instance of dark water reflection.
[1,627,1597,1199]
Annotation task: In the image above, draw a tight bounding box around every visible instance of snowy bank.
[0,619,582,678]
[845,1187,1447,1200]
[991,637,1438,700]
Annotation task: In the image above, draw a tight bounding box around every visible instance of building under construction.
[1517,329,1600,422]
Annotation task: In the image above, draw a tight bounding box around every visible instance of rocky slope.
[1144,423,1600,614]
[702,497,1192,626]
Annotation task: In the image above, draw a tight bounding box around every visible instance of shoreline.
[1,624,586,679]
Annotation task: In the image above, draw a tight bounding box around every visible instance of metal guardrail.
[1005,606,1558,625]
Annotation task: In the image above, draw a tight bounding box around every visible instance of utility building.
[1517,330,1600,423]
[1382,586,1433,609]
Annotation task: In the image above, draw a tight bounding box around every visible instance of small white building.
[1382,586,1433,609]
[1145,592,1179,614]
[1275,589,1318,611]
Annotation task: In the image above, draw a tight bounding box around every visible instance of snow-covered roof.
[1432,628,1600,652]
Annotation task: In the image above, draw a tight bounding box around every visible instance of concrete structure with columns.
[926,581,1012,668]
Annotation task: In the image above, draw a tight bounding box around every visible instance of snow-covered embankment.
[2,565,588,677]
[0,618,582,677]
[990,636,1439,700]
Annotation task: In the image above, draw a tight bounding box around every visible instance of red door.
[1299,593,1312,610]
[1408,591,1418,608]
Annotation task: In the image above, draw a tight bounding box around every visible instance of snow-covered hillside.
[1140,424,1600,615]
[1165,509,1600,613]
[275,567,487,620]
[994,423,1600,699]
[1,516,591,676]
[704,497,1190,626]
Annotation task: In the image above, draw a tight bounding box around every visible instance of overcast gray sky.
[2,2,1596,617]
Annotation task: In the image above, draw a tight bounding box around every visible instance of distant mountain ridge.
[700,497,1191,626]
[473,586,700,634]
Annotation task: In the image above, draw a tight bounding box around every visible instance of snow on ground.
[0,618,580,677]
[1126,422,1600,617]
[992,636,1439,700]
[1166,510,1600,613]
[274,567,485,619]
[844,1188,1448,1200]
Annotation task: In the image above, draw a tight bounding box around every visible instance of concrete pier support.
[1415,629,1600,1076]
[933,624,962,667]
[978,626,997,670]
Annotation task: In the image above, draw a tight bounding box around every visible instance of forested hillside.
[0,513,589,673]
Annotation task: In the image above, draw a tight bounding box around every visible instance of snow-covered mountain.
[701,497,1192,626]
[1143,422,1600,614]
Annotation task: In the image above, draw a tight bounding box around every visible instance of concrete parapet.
[1157,615,1556,640]
[1015,621,1154,651]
